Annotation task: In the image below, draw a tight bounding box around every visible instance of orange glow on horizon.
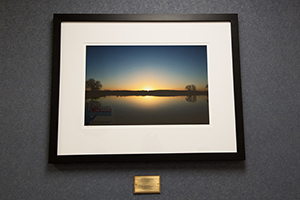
[99,86,208,91]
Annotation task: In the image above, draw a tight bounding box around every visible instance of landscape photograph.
[85,45,209,125]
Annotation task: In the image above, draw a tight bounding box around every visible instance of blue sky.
[86,46,208,91]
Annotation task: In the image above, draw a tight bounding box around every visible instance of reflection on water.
[185,95,197,102]
[85,95,209,125]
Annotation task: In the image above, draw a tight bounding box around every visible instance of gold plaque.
[134,175,161,194]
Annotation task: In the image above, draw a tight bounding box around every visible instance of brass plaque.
[134,175,161,194]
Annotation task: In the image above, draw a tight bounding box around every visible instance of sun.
[144,88,152,92]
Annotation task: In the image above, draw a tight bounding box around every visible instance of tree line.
[86,78,207,91]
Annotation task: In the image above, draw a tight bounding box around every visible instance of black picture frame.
[49,14,245,163]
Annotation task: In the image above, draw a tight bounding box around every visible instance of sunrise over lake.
[85,45,209,125]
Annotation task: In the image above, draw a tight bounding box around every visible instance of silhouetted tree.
[86,78,102,91]
[185,84,197,91]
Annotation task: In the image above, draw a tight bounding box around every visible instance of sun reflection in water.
[126,96,181,109]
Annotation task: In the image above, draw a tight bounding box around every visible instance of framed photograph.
[49,14,245,163]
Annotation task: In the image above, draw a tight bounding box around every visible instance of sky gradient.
[86,46,208,91]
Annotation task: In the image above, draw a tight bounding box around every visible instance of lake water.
[85,95,209,125]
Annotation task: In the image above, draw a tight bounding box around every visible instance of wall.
[1,0,300,199]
